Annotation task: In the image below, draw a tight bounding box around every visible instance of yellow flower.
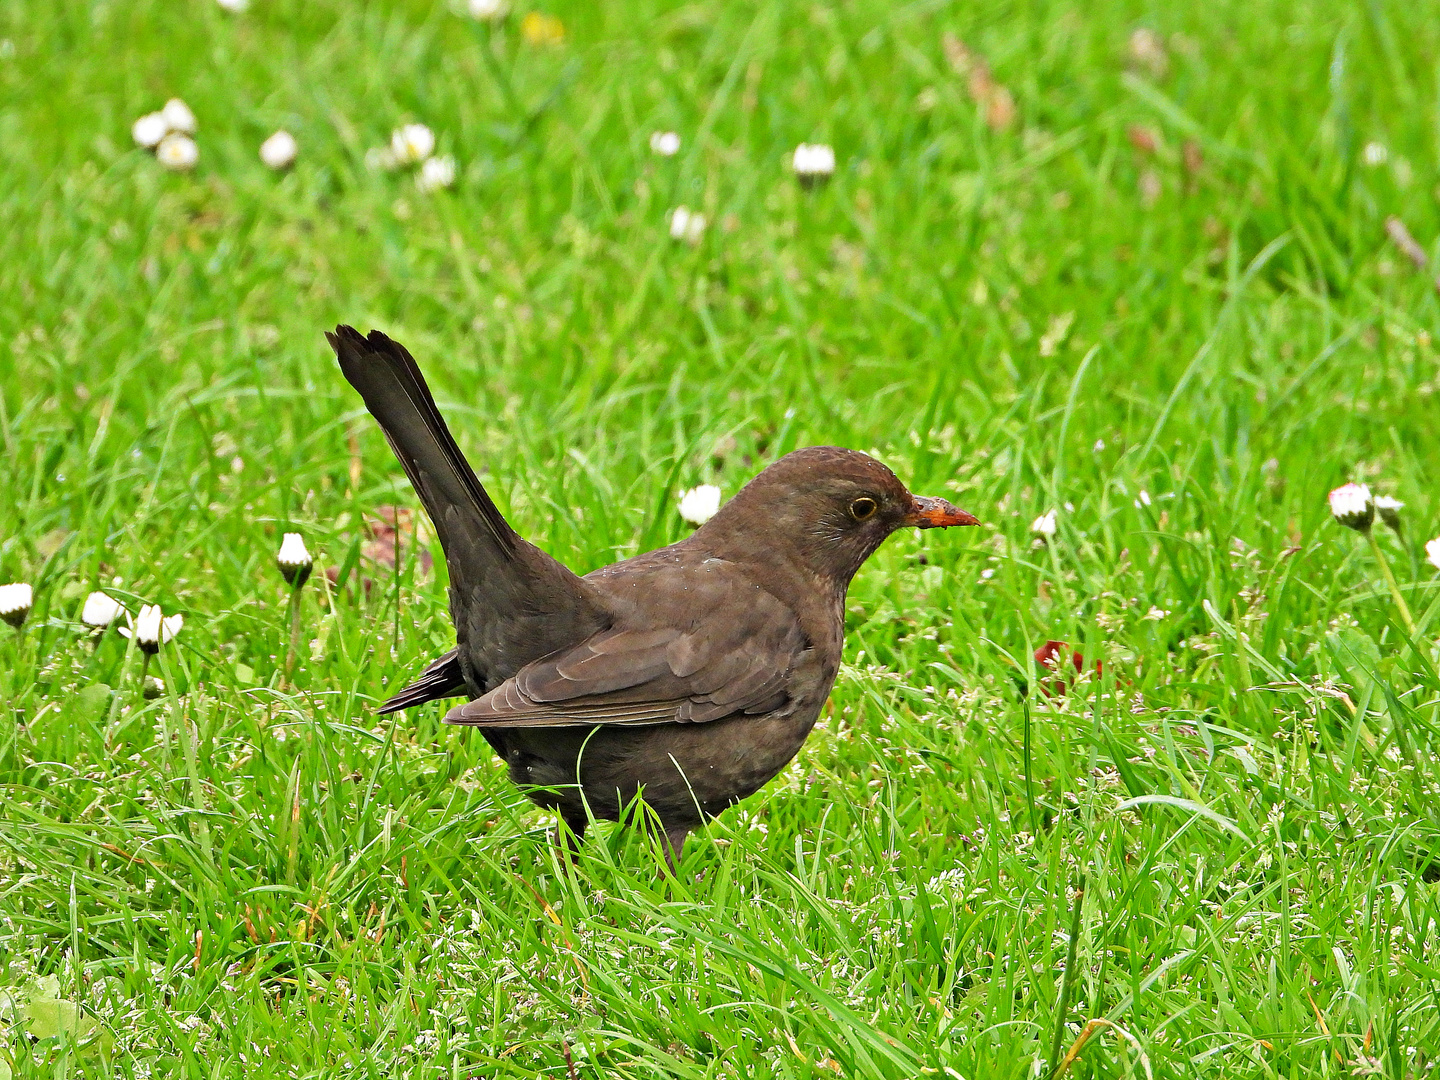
[521,11,565,45]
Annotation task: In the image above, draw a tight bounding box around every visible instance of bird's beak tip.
[906,495,980,529]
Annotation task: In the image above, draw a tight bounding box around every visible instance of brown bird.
[329,326,978,864]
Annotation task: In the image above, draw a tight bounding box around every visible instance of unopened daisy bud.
[0,583,33,628]
[416,154,456,193]
[122,604,184,654]
[277,533,313,587]
[649,130,680,157]
[677,484,722,526]
[156,133,199,172]
[791,142,836,187]
[1373,495,1403,534]
[1328,482,1374,532]
[1426,537,1440,572]
[143,675,166,700]
[259,130,298,171]
[278,533,314,685]
[132,112,169,149]
[81,591,125,629]
[161,98,197,135]
[1031,510,1057,539]
[390,123,435,165]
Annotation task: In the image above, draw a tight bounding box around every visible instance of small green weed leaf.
[19,994,111,1059]
[73,682,112,722]
[22,997,92,1041]
[1326,626,1381,681]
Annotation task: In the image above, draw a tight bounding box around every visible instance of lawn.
[3,0,1440,1075]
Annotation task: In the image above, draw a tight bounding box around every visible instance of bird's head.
[696,446,979,586]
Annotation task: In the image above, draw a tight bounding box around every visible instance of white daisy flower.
[1328,483,1374,532]
[668,205,706,245]
[677,484,722,526]
[81,591,125,628]
[161,98,197,135]
[416,154,456,192]
[0,583,33,628]
[156,133,199,172]
[467,0,509,20]
[259,130,298,170]
[132,112,169,149]
[649,131,680,157]
[1031,510,1057,538]
[121,604,184,654]
[391,123,435,165]
[1426,537,1440,572]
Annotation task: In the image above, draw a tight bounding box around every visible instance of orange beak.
[904,495,980,529]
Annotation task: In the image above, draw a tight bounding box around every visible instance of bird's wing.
[444,580,809,728]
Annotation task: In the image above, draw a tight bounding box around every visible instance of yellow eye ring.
[850,496,878,521]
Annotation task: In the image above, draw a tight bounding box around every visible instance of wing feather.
[445,569,810,729]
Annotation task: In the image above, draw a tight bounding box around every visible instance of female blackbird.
[329,326,978,863]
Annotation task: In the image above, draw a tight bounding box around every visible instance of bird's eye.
[850,496,879,521]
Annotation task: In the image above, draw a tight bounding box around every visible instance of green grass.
[4,0,1440,1075]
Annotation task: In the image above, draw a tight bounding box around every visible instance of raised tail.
[328,325,518,561]
[329,326,608,704]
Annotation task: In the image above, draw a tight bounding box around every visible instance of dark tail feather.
[332,324,608,709]
[327,325,517,560]
[380,648,468,713]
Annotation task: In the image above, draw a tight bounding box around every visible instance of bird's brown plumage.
[330,326,978,862]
